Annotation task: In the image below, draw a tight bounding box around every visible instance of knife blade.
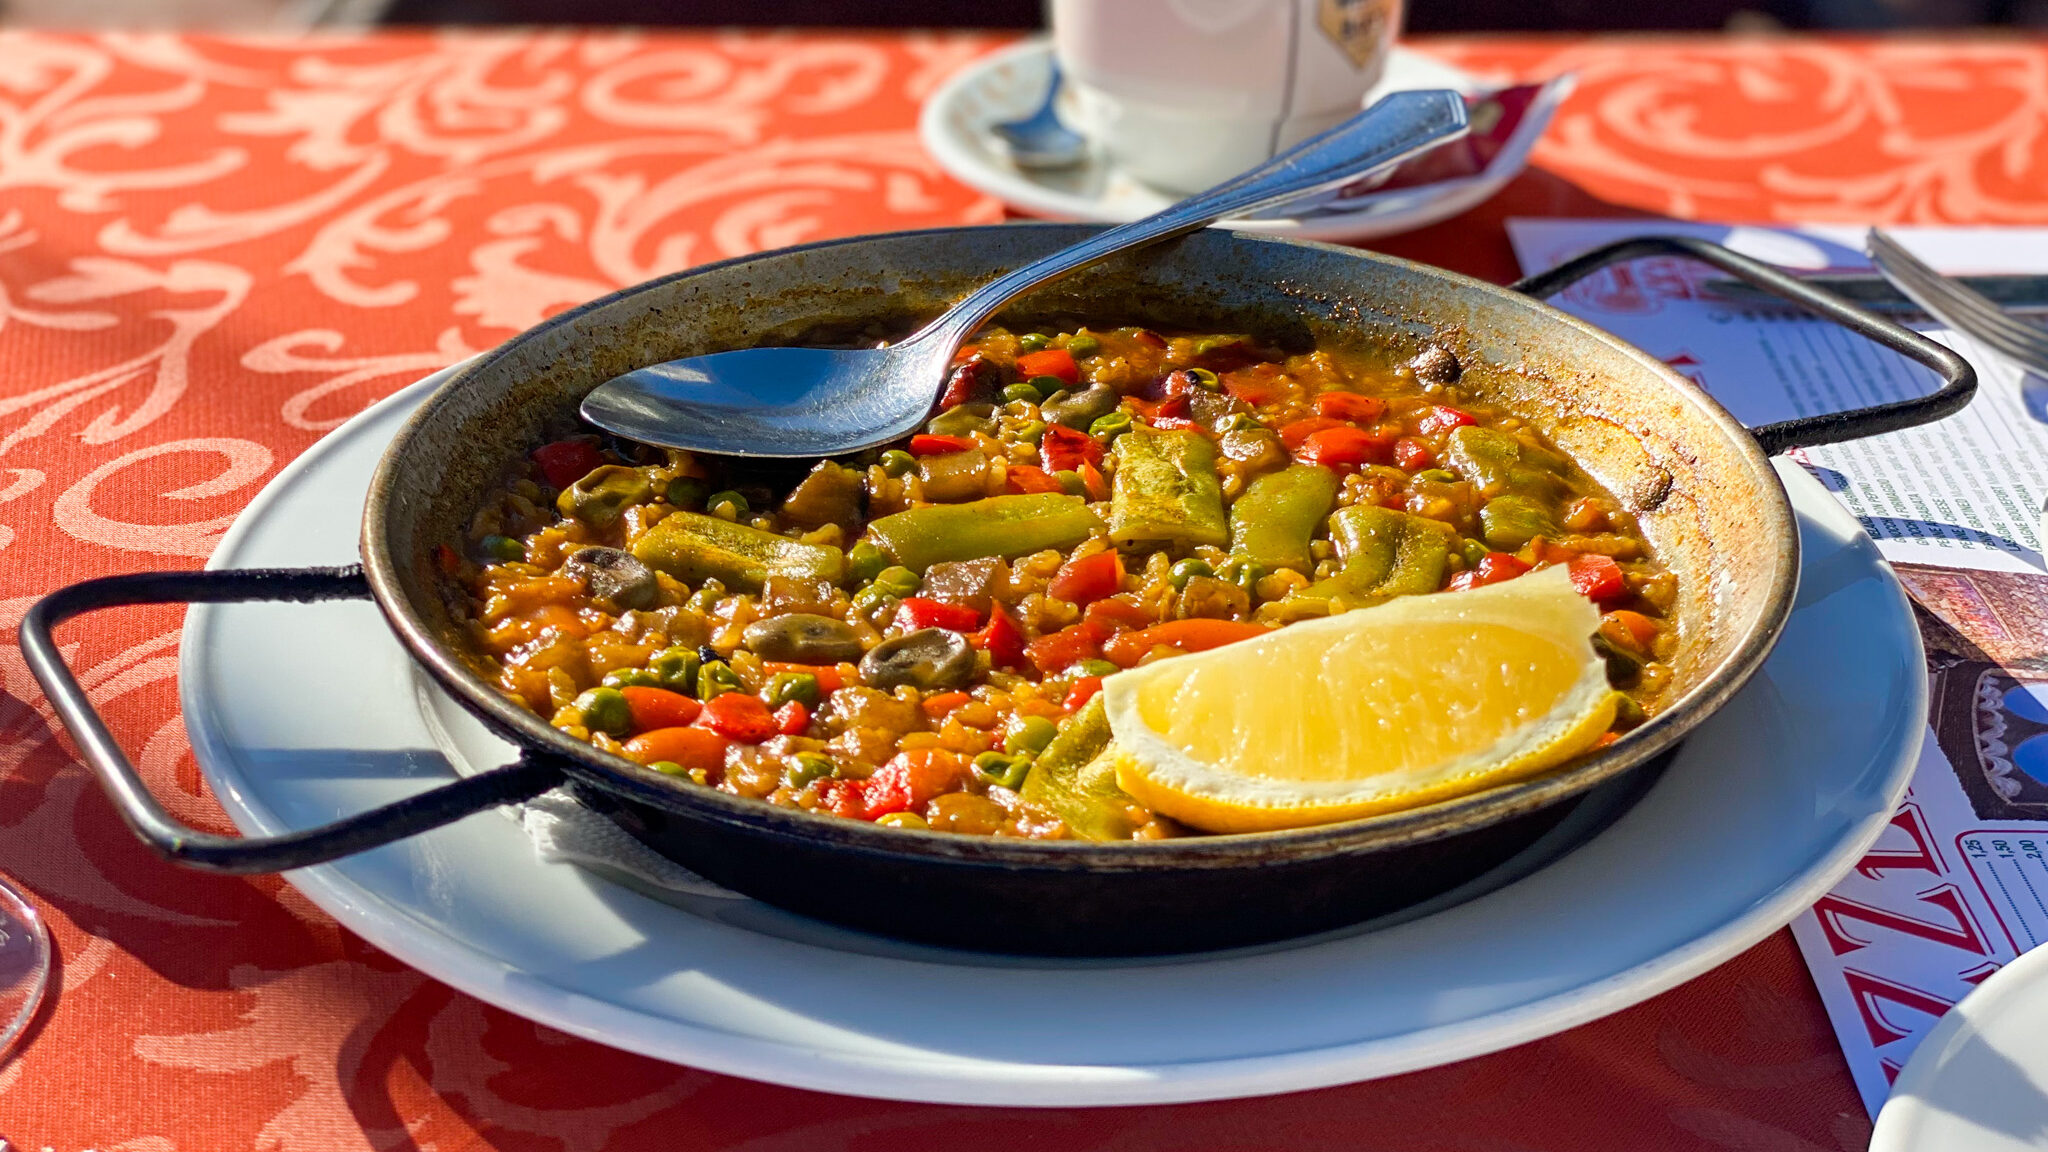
[1701,271,2048,316]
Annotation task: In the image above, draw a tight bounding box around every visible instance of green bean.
[879,449,916,478]
[1445,426,1566,499]
[1108,429,1228,549]
[928,403,996,437]
[1217,556,1265,591]
[973,749,1032,790]
[1296,506,1451,608]
[632,511,846,591]
[480,534,524,562]
[1479,494,1561,550]
[866,493,1103,571]
[1229,464,1339,574]
[574,687,630,735]
[1017,698,1144,841]
[648,646,700,692]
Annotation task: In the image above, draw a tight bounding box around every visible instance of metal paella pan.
[22,225,1972,955]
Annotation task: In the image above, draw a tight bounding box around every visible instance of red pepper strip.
[530,438,604,489]
[1277,416,1345,452]
[897,596,982,632]
[1101,619,1271,668]
[864,749,969,817]
[1393,437,1434,471]
[1077,461,1110,502]
[1448,552,1531,591]
[1601,610,1660,654]
[1132,329,1168,350]
[922,690,973,718]
[624,726,727,771]
[1568,553,1628,604]
[1016,347,1079,384]
[821,778,867,818]
[1221,363,1283,406]
[621,686,702,732]
[1151,417,1202,433]
[1416,405,1477,437]
[433,544,462,576]
[974,602,1027,669]
[1064,676,1104,711]
[763,661,845,693]
[697,693,777,743]
[1084,596,1153,634]
[1295,426,1394,469]
[1314,392,1387,422]
[1005,465,1066,494]
[1040,424,1102,473]
[909,433,977,457]
[773,701,811,736]
[1049,550,1122,603]
[1025,621,1102,674]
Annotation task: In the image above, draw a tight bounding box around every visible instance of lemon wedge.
[1103,565,1621,834]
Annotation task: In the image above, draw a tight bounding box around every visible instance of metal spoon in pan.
[580,89,1469,459]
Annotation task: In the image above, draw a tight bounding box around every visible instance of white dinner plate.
[181,371,1925,1106]
[1872,936,2048,1151]
[917,39,1562,243]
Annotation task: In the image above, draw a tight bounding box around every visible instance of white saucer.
[917,39,1560,242]
[181,372,1924,1106]
[1873,939,2048,1151]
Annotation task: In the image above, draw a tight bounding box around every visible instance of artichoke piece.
[1295,506,1452,609]
[631,511,846,592]
[1478,494,1562,550]
[1017,698,1145,841]
[556,465,651,528]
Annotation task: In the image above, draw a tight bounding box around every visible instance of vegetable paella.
[445,326,1676,840]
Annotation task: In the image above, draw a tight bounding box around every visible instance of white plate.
[917,39,1560,242]
[181,373,1924,1106]
[1872,937,2048,1151]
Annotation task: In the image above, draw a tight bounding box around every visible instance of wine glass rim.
[0,878,50,1066]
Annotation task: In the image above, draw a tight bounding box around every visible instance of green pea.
[1017,332,1050,353]
[1013,419,1047,445]
[1003,381,1043,405]
[1416,468,1459,484]
[574,687,630,736]
[874,565,920,599]
[1194,335,1237,355]
[1065,333,1100,357]
[665,476,709,508]
[1185,367,1220,390]
[876,811,929,830]
[649,759,689,776]
[705,490,748,521]
[1004,715,1060,757]
[879,449,916,478]
[1029,375,1068,395]
[973,750,1032,790]
[685,585,722,613]
[1168,557,1214,590]
[851,585,895,614]
[697,660,742,700]
[1075,658,1119,678]
[1461,538,1490,566]
[479,534,524,562]
[1218,557,1265,591]
[787,751,837,789]
[848,540,890,584]
[1054,469,1087,497]
[602,667,661,689]
[648,646,700,691]
[764,671,821,709]
[1089,411,1134,440]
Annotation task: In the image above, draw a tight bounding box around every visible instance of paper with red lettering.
[1512,218,2048,1115]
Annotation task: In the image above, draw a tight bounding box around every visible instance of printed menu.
[1510,218,2048,1116]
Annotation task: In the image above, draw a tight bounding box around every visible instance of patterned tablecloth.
[3,28,2044,1150]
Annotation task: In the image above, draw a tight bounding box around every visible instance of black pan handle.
[19,565,564,875]
[1510,235,1976,456]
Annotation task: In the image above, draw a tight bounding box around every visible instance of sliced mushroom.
[563,546,658,611]
[741,612,865,664]
[859,627,975,691]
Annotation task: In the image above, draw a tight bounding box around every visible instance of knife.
[1702,271,2048,316]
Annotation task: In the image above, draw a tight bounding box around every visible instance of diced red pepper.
[1601,609,1660,654]
[1005,465,1066,494]
[821,778,868,818]
[1101,618,1271,667]
[1448,551,1532,591]
[773,700,811,736]
[922,691,973,718]
[763,661,845,693]
[1159,369,1208,398]
[896,596,982,632]
[1393,437,1434,471]
[974,602,1027,669]
[940,357,1001,408]
[1064,676,1104,711]
[864,749,969,817]
[1568,552,1628,604]
[1084,596,1154,634]
[623,726,727,772]
[1041,424,1103,473]
[1277,416,1346,452]
[1151,416,1201,432]
[1295,426,1395,469]
[1417,405,1477,437]
[1314,392,1387,422]
[697,692,777,743]
[1049,551,1122,604]
[1026,621,1102,674]
[1077,461,1110,502]
[1220,363,1284,406]
[951,343,982,365]
[530,438,604,489]
[1132,329,1168,350]
[909,433,976,457]
[433,543,462,576]
[621,686,702,732]
[1016,347,1079,385]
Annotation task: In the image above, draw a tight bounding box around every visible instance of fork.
[1868,227,2048,375]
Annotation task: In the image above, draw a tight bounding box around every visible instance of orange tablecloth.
[3,29,2042,1149]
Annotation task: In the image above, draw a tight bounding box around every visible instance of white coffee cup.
[1052,0,1403,194]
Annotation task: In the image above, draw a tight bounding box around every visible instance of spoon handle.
[911,88,1470,354]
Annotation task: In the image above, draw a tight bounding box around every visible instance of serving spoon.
[580,88,1469,459]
